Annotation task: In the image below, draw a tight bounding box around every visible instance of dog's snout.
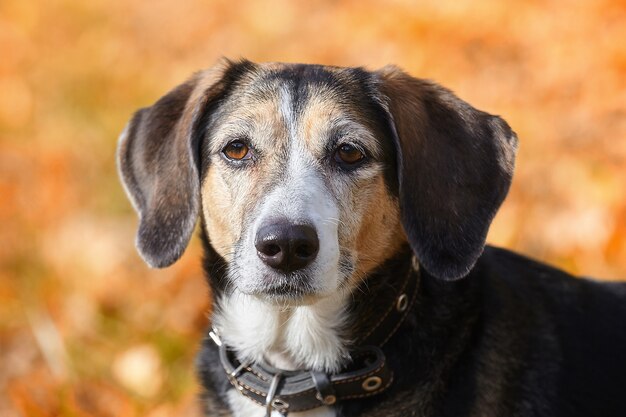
[255,223,319,272]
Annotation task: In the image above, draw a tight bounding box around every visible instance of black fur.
[197,246,626,416]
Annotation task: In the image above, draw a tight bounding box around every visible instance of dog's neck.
[213,290,350,372]
[202,232,414,373]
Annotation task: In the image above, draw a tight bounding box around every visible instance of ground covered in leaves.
[1,0,625,415]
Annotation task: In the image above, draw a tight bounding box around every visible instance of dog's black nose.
[255,222,319,272]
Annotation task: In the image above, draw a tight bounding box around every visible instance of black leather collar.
[209,256,420,416]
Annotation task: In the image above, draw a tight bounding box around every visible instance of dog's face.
[201,64,403,303]
[118,59,517,304]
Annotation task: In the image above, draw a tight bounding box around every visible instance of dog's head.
[118,59,517,304]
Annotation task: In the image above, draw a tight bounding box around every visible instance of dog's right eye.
[334,143,365,166]
[222,141,251,161]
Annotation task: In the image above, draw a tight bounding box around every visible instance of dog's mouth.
[231,245,352,305]
[247,273,322,305]
[265,282,303,296]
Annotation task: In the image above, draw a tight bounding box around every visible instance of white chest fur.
[212,291,349,417]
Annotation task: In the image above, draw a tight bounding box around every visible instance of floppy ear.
[117,59,248,268]
[375,66,518,280]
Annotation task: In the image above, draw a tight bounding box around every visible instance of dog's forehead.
[243,63,369,101]
[210,62,386,155]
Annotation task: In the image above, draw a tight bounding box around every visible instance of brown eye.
[223,141,251,161]
[335,143,365,165]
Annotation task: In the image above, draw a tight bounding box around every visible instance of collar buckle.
[265,372,289,416]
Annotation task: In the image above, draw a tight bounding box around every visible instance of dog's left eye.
[334,143,365,166]
[222,141,252,161]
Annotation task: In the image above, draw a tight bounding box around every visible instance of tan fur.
[353,178,404,278]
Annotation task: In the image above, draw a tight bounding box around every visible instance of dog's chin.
[253,291,321,307]
[247,283,323,306]
[241,274,335,306]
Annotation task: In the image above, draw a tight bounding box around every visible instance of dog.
[117,59,626,417]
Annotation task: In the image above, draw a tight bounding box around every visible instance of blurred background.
[1,0,625,415]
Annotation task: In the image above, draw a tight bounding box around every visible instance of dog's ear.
[375,66,518,280]
[117,59,251,268]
